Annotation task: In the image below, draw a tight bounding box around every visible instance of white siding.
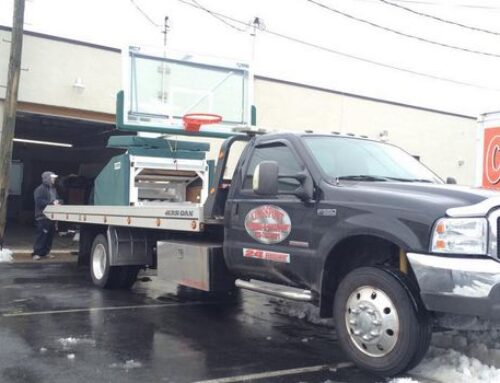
[0,29,120,114]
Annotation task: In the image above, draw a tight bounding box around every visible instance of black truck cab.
[218,133,500,376]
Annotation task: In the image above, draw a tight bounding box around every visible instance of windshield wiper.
[409,178,434,183]
[337,175,434,183]
[382,177,434,183]
[337,175,389,182]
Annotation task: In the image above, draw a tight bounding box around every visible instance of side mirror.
[446,177,457,184]
[253,161,279,196]
[253,161,314,202]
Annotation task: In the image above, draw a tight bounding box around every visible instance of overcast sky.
[1,0,500,117]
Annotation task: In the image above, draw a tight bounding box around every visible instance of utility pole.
[248,17,263,126]
[0,0,26,246]
[162,16,169,49]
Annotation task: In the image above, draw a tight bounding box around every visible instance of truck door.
[224,140,316,288]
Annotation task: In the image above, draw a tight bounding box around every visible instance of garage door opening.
[4,112,130,255]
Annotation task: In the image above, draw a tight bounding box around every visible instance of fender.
[314,213,427,316]
[317,213,426,275]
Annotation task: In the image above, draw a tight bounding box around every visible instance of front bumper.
[407,252,500,319]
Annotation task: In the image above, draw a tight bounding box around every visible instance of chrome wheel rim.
[92,243,106,280]
[345,286,399,358]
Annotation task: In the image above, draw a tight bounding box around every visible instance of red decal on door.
[244,205,291,244]
[243,248,290,263]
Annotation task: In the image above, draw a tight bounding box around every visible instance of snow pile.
[270,298,334,327]
[411,347,500,383]
[57,337,96,349]
[110,359,142,370]
[0,248,13,263]
[389,330,500,383]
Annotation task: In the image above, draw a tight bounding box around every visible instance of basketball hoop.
[183,113,222,132]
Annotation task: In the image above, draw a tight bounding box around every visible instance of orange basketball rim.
[183,113,222,132]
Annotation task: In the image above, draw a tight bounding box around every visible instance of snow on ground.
[57,337,96,349]
[270,298,334,327]
[407,330,500,383]
[0,248,13,263]
[272,300,500,383]
[110,360,142,370]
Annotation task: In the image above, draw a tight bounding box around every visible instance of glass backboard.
[121,46,251,134]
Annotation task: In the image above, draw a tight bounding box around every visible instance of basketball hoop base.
[183,113,222,132]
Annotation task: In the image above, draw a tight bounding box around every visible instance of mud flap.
[107,226,155,266]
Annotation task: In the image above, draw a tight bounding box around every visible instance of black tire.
[90,234,140,289]
[333,267,431,377]
[394,270,432,371]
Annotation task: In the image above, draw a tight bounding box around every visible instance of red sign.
[243,248,290,263]
[483,127,500,189]
[244,205,291,244]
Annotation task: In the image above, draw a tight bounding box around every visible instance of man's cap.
[42,171,58,179]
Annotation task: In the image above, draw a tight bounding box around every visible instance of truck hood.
[363,182,497,209]
[327,181,500,219]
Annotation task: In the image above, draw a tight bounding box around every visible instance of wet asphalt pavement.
[0,262,388,383]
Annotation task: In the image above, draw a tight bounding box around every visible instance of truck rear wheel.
[333,267,431,377]
[90,234,140,289]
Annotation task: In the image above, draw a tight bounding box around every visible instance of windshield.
[304,136,442,183]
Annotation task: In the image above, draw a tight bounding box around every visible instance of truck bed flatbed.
[44,203,204,232]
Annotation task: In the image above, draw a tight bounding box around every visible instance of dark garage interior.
[4,111,129,251]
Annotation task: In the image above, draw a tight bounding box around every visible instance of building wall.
[0,28,477,185]
[0,29,120,114]
[255,79,476,184]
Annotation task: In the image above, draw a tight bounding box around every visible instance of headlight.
[431,218,488,255]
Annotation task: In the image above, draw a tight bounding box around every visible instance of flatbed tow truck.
[44,48,500,376]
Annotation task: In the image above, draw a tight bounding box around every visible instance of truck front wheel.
[90,234,140,289]
[333,267,431,377]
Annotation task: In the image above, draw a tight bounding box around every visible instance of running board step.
[235,279,313,302]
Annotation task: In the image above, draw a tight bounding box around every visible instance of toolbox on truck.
[157,241,234,292]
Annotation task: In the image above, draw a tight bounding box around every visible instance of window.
[243,144,302,191]
[304,136,441,183]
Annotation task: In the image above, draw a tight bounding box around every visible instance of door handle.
[231,202,239,217]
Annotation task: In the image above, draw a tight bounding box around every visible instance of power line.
[378,0,500,35]
[396,0,500,10]
[174,0,500,91]
[129,0,161,28]
[190,0,248,32]
[305,0,500,58]
[263,28,500,91]
[354,0,500,10]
